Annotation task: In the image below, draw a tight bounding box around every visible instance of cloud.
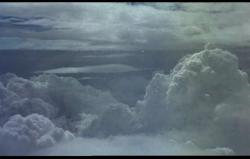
[136,45,250,154]
[0,15,52,32]
[6,74,118,115]
[81,103,139,137]
[1,3,249,51]
[0,72,122,129]
[0,96,57,125]
[107,75,149,106]
[32,134,234,156]
[2,45,250,155]
[0,72,143,138]
[0,72,143,155]
[0,72,136,155]
[0,113,74,155]
[36,64,140,74]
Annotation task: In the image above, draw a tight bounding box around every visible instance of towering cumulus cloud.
[136,45,250,154]
[1,45,250,155]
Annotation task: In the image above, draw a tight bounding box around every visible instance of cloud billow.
[136,45,250,154]
[1,45,250,155]
[0,113,74,155]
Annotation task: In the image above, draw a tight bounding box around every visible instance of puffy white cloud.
[135,73,170,132]
[0,113,74,155]
[5,74,118,116]
[0,72,138,139]
[81,103,139,137]
[138,45,249,128]
[0,72,143,154]
[0,97,57,125]
[0,73,17,86]
[136,45,250,154]
[0,72,123,133]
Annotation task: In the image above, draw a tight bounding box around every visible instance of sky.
[0,3,250,51]
[1,2,250,156]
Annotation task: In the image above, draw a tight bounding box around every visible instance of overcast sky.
[0,3,250,51]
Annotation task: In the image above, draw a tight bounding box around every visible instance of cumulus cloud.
[2,45,250,155]
[0,114,74,155]
[81,103,139,137]
[136,45,250,154]
[0,72,140,155]
[107,75,149,106]
[0,96,57,125]
[0,72,139,136]
[0,73,121,130]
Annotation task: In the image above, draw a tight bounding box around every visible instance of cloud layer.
[33,135,233,156]
[1,3,250,51]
